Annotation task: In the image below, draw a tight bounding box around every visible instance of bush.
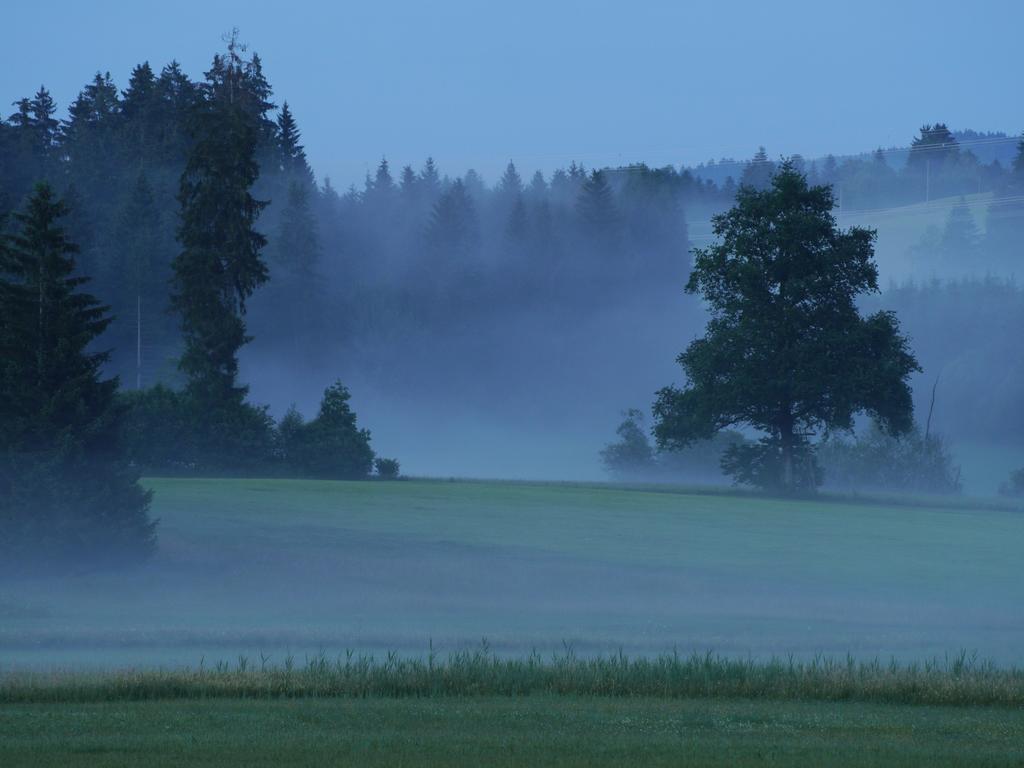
[119,381,387,480]
[374,457,401,479]
[999,468,1024,497]
[817,422,962,494]
[119,386,276,474]
[599,409,656,477]
[600,409,745,484]
[659,430,749,483]
[278,382,376,479]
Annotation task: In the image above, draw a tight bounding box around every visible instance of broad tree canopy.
[653,163,920,492]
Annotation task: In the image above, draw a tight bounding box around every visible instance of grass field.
[2,477,1022,666]
[3,478,1023,766]
[3,695,1023,768]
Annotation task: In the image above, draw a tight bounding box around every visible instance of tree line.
[0,36,390,573]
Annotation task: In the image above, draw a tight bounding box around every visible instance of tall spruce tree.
[171,42,269,415]
[740,146,776,190]
[0,184,155,571]
[275,101,314,186]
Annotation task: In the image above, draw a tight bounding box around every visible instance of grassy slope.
[3,478,1022,664]
[2,696,1022,768]
[148,476,1021,590]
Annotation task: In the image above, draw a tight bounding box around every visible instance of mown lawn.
[2,695,1022,768]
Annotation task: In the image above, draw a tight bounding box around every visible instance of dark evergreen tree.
[419,157,441,200]
[29,87,60,168]
[171,43,269,415]
[121,62,160,162]
[740,146,775,190]
[576,169,619,240]
[426,179,479,262]
[281,381,375,479]
[505,195,528,243]
[0,184,155,571]
[495,161,523,205]
[907,123,959,172]
[527,170,547,200]
[275,101,313,185]
[399,164,417,201]
[365,157,396,205]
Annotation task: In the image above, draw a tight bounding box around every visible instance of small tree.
[600,409,656,478]
[653,164,920,493]
[374,457,401,479]
[287,382,375,479]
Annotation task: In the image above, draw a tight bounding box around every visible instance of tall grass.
[3,646,1023,707]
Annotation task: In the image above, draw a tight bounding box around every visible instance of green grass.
[6,478,1024,766]
[4,477,1023,665]
[4,649,1022,707]
[144,476,1022,585]
[2,696,1022,768]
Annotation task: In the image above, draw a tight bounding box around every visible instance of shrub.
[283,382,375,479]
[999,468,1024,497]
[374,457,401,479]
[599,409,656,477]
[119,386,276,474]
[817,422,962,494]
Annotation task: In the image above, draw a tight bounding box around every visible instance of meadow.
[3,478,1023,766]
[3,695,1023,768]
[3,477,1023,665]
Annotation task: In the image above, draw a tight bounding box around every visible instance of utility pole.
[136,294,142,390]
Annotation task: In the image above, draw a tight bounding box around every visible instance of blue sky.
[3,0,1021,187]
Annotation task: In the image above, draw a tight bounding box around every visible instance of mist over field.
[2,0,1024,700]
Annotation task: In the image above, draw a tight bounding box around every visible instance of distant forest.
[2,49,1024,445]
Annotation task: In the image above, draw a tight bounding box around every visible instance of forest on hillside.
[2,42,1024,466]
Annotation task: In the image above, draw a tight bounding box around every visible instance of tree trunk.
[779,413,795,492]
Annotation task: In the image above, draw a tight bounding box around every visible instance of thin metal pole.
[136,293,142,390]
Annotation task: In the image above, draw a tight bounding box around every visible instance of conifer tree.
[496,161,523,199]
[29,87,60,163]
[504,195,528,246]
[121,62,159,161]
[427,179,479,260]
[419,157,441,199]
[399,164,417,198]
[274,180,320,279]
[740,146,776,190]
[527,170,547,199]
[275,101,314,185]
[171,42,269,414]
[0,184,155,571]
[576,170,619,239]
